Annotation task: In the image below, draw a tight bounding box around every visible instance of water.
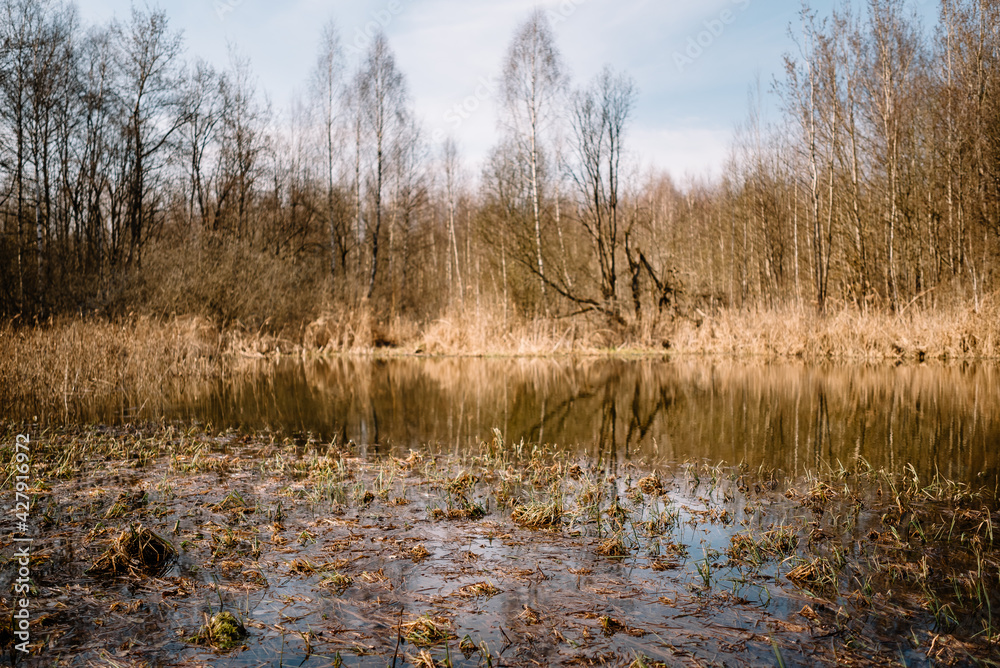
[11,358,1000,666]
[19,357,1000,491]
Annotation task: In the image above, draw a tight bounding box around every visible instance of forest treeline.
[0,0,997,338]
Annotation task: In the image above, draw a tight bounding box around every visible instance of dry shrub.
[136,235,325,333]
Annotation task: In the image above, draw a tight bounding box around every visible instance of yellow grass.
[1,299,998,411]
[668,300,1000,360]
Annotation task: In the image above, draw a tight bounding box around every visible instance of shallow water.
[7,391,1000,666]
[15,357,1000,490]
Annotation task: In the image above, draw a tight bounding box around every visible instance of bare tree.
[782,4,837,314]
[443,137,464,305]
[179,58,221,233]
[310,19,348,293]
[355,30,407,302]
[499,10,566,307]
[0,0,45,308]
[113,5,184,266]
[568,65,636,321]
[214,47,269,241]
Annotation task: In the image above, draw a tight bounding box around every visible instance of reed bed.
[669,299,1000,360]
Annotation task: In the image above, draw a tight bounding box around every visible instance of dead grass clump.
[408,544,431,562]
[88,524,175,576]
[511,500,562,528]
[359,569,390,585]
[447,471,478,495]
[762,527,799,557]
[636,475,665,496]
[597,533,631,557]
[288,558,319,575]
[595,614,646,637]
[786,557,837,591]
[104,490,147,519]
[409,650,441,668]
[456,581,501,599]
[650,557,681,571]
[211,490,252,513]
[402,616,455,647]
[518,605,541,625]
[319,571,353,591]
[599,615,626,636]
[729,526,799,564]
[430,503,486,521]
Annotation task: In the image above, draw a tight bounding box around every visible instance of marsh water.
[11,358,1000,667]
[22,357,1000,491]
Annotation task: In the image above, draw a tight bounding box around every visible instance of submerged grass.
[2,421,999,666]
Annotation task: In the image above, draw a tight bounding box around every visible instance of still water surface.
[29,357,1000,491]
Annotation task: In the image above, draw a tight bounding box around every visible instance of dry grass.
[401,616,455,647]
[2,300,999,420]
[2,299,998,390]
[0,315,299,417]
[511,499,563,528]
[455,581,502,598]
[87,524,176,577]
[668,299,1000,360]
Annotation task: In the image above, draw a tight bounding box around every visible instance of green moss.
[187,611,247,651]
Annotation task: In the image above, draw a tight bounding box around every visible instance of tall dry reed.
[667,300,1000,360]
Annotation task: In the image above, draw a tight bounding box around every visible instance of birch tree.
[310,19,348,293]
[356,30,407,301]
[499,10,566,307]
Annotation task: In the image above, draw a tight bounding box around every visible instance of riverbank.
[0,302,996,413]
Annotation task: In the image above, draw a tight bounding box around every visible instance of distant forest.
[0,0,998,331]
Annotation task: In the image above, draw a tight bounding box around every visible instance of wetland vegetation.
[1,422,997,666]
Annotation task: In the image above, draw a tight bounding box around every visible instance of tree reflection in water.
[14,357,1000,490]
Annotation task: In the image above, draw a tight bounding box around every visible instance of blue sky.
[72,0,938,181]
